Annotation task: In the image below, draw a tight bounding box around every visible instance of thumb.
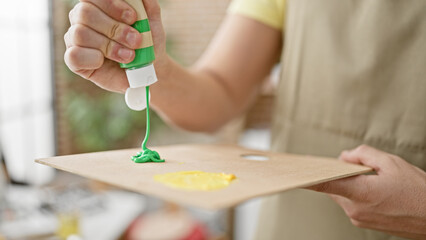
[142,0,162,21]
[339,145,391,173]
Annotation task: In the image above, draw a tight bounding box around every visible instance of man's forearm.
[150,56,246,132]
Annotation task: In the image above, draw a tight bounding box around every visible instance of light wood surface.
[36,144,372,209]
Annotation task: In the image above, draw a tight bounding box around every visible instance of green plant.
[65,91,161,152]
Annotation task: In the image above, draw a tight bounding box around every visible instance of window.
[0,0,55,184]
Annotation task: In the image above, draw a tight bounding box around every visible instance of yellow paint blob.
[154,171,236,191]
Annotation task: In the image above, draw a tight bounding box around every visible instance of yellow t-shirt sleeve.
[228,0,286,31]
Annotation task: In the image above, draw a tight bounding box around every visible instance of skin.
[64,0,426,237]
[309,145,426,240]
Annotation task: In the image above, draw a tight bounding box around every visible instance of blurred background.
[0,0,278,239]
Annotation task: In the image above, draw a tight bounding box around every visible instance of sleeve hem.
[227,2,283,31]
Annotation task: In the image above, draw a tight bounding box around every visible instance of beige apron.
[255,0,426,239]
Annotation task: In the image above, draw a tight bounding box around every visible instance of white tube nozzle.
[124,64,157,111]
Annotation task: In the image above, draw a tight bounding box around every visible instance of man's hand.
[309,145,426,239]
[64,0,168,93]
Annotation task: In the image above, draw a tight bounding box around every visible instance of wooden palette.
[36,144,372,209]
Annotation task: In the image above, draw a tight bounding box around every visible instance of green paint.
[120,19,156,70]
[132,86,164,163]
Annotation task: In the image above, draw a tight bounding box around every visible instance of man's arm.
[151,14,281,131]
[64,0,282,132]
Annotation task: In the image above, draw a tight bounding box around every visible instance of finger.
[80,0,137,25]
[64,28,72,49]
[307,175,370,200]
[70,2,142,49]
[329,194,352,208]
[85,59,129,93]
[339,145,389,172]
[64,46,104,72]
[142,0,162,21]
[66,24,135,63]
[330,194,374,223]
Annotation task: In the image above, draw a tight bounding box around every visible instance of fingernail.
[122,10,133,23]
[118,48,133,61]
[126,31,139,46]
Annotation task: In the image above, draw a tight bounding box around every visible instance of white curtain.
[0,0,55,184]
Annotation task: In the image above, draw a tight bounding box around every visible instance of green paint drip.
[132,86,164,163]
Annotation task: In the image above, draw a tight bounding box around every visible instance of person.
[63,0,426,239]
